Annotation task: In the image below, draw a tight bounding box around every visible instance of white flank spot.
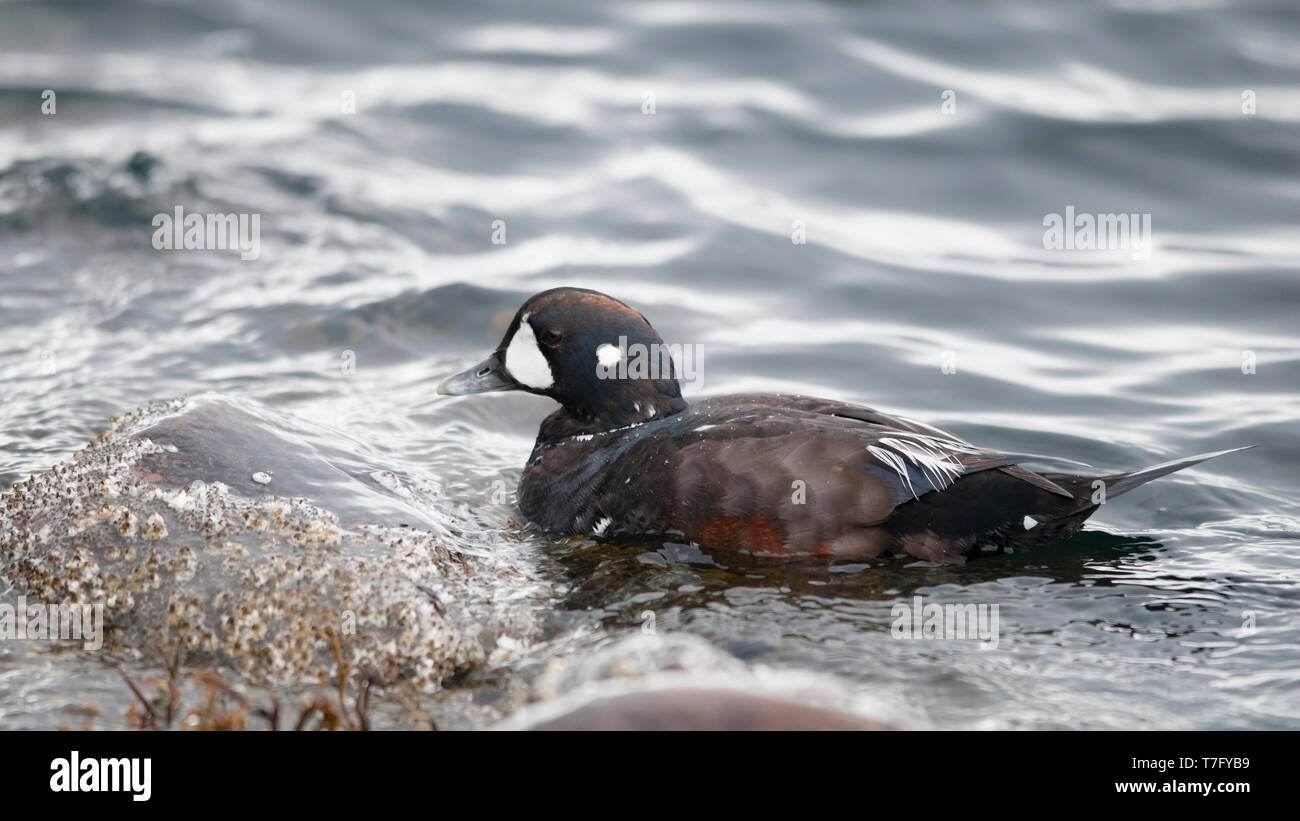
[596,342,623,368]
[1023,516,1038,530]
[592,516,612,536]
[504,313,554,389]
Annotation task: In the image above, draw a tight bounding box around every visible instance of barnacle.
[0,398,539,725]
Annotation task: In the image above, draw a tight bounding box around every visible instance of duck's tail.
[1097,445,1253,496]
[1047,445,1254,515]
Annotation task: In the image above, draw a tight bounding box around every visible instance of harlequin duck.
[438,287,1249,565]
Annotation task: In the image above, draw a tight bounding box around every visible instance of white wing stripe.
[867,445,918,498]
[869,433,971,499]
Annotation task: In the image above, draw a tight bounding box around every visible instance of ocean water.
[1,0,1298,729]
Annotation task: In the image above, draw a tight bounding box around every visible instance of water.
[1,0,1298,729]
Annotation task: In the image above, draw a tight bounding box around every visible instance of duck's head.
[438,287,687,431]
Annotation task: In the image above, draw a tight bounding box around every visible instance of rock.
[500,633,905,731]
[0,396,536,698]
[509,684,897,730]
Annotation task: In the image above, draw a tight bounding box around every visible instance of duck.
[437,287,1249,565]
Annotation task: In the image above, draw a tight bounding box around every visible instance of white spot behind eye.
[1023,516,1038,530]
[504,313,554,389]
[596,343,623,368]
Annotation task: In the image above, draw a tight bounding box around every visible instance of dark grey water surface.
[1,0,1298,729]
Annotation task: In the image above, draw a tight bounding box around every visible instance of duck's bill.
[437,354,517,395]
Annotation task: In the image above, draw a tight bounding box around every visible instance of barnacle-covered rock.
[0,396,537,695]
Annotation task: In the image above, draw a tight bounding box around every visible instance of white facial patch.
[503,313,554,389]
[596,343,623,368]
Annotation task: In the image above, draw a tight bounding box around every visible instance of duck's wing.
[852,429,1013,504]
[750,394,965,441]
[698,394,1075,505]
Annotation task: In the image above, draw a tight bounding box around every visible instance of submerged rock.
[0,397,536,701]
[499,633,907,730]
[505,683,897,730]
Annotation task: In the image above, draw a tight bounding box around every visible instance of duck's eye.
[539,328,564,347]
